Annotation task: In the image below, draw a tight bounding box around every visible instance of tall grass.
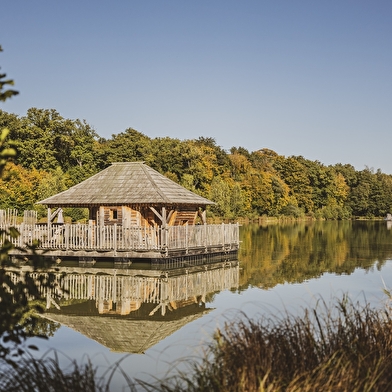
[2,296,392,391]
[0,349,142,392]
[141,296,392,392]
[0,354,98,392]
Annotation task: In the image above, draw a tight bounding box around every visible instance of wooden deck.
[3,222,240,261]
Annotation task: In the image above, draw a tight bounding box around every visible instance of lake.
[27,220,392,390]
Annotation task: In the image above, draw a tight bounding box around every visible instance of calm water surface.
[28,220,392,389]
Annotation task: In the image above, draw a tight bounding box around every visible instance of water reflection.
[239,220,392,289]
[19,260,239,353]
[9,221,392,388]
[10,221,392,360]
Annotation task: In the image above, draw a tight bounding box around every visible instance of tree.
[0,46,18,102]
[276,156,315,213]
[7,108,61,171]
[0,163,47,211]
[209,176,247,218]
[180,138,227,197]
[65,119,102,184]
[349,168,374,217]
[229,151,252,182]
[104,128,152,163]
[148,137,185,182]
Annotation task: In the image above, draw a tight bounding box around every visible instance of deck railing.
[8,263,239,305]
[1,222,240,254]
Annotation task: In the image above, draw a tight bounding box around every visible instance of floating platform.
[5,222,240,264]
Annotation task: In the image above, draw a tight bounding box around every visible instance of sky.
[1,1,391,173]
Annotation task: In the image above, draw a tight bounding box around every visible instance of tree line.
[1,107,392,220]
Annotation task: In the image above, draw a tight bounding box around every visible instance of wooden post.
[201,209,206,224]
[204,223,208,252]
[65,224,69,250]
[99,206,104,227]
[112,271,117,305]
[47,207,52,244]
[162,207,168,256]
[222,222,225,250]
[113,224,117,256]
[185,223,189,254]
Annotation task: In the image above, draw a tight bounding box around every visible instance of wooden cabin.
[6,162,239,263]
[38,162,212,228]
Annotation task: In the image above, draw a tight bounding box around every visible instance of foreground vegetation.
[147,296,392,392]
[1,107,392,220]
[1,296,392,391]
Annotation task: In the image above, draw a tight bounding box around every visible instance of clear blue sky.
[1,1,391,173]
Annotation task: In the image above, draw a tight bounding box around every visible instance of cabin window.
[109,209,118,220]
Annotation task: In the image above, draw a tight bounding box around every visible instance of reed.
[142,296,392,392]
[0,354,99,392]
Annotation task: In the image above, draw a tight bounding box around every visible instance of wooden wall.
[96,206,200,227]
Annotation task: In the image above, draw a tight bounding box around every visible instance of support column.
[162,207,168,256]
[47,207,52,243]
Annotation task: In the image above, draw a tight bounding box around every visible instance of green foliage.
[274,156,315,213]
[64,207,89,222]
[315,204,352,220]
[0,46,18,102]
[280,202,304,218]
[2,108,102,176]
[35,167,68,218]
[209,177,246,218]
[104,127,152,163]
[0,128,16,172]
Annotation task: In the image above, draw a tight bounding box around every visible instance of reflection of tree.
[239,221,392,289]
[22,313,60,338]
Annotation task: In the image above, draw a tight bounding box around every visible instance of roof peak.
[110,161,145,165]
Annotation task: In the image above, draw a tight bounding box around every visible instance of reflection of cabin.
[43,311,211,354]
[5,162,239,262]
[11,261,240,353]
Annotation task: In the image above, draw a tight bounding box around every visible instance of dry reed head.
[148,296,392,392]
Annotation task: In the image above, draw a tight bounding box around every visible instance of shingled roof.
[37,162,214,207]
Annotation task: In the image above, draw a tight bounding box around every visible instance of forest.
[1,107,392,221]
